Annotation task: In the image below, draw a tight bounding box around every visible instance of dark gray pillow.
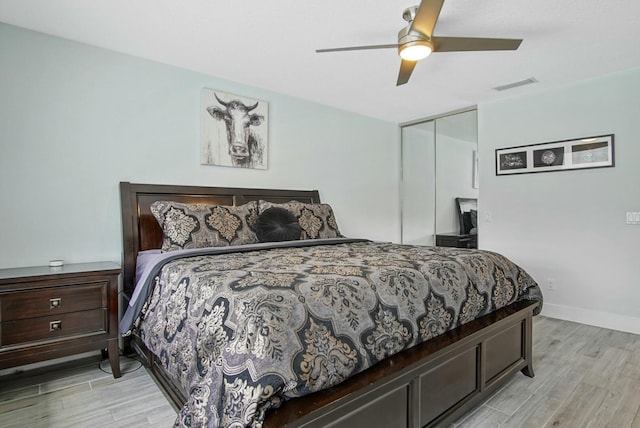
[258,200,343,239]
[255,207,302,242]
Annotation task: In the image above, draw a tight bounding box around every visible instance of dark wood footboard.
[135,300,537,428]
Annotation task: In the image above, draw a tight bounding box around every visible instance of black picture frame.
[495,134,614,175]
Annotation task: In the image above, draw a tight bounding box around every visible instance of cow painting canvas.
[201,89,268,169]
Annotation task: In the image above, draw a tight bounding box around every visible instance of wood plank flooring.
[0,316,638,427]
[0,356,177,427]
[452,316,640,428]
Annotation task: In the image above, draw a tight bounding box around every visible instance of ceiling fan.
[316,0,522,86]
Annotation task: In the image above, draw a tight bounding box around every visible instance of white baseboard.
[541,303,640,335]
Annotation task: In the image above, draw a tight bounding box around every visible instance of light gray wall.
[478,68,640,334]
[0,23,400,269]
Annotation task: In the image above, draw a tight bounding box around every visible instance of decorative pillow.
[150,200,259,251]
[254,207,302,242]
[258,200,343,239]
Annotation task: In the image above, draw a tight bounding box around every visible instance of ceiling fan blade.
[316,44,398,53]
[411,0,445,39]
[433,36,522,52]
[396,59,417,86]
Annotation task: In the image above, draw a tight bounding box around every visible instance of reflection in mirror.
[401,121,435,245]
[400,109,478,248]
[434,110,478,240]
[456,197,478,235]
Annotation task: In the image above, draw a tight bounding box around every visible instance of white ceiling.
[1,0,640,123]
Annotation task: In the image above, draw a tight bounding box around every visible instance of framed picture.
[495,134,614,175]
[201,88,268,169]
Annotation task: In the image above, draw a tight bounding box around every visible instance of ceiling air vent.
[493,77,538,91]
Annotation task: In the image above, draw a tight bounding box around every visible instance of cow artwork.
[201,89,268,169]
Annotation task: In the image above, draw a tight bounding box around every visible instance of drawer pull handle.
[50,298,62,309]
[50,320,62,332]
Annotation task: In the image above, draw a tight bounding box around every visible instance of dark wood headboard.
[455,197,478,235]
[119,182,320,299]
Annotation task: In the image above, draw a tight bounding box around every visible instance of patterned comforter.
[128,239,542,427]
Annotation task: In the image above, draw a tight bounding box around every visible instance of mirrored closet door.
[401,109,478,248]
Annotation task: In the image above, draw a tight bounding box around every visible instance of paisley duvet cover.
[126,239,542,427]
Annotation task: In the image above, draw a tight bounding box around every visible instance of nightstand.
[0,262,121,378]
[435,233,478,249]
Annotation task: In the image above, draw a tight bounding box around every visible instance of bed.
[119,181,542,428]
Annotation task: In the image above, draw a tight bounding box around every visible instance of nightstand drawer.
[1,309,107,347]
[0,282,107,321]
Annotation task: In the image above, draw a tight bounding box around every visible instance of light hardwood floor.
[453,316,640,428]
[0,357,177,427]
[0,316,638,427]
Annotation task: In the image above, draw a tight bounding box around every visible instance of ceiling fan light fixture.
[399,41,432,61]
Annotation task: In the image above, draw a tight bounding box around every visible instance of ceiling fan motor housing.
[398,25,433,59]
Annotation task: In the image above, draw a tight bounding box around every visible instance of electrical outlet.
[627,212,640,225]
[546,278,557,291]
